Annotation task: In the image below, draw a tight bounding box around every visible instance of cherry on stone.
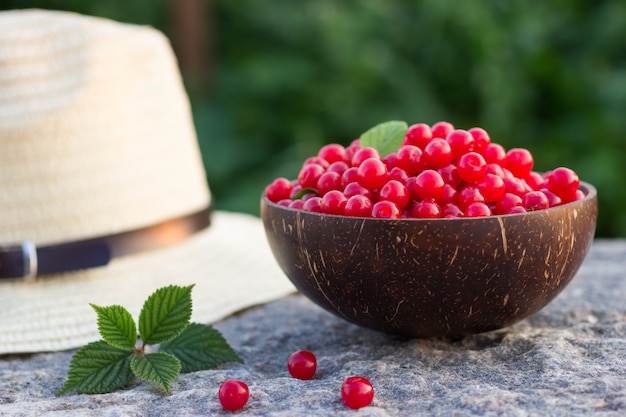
[287,350,317,380]
[341,376,374,409]
[218,379,249,411]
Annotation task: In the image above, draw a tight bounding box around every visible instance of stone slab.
[1,240,625,416]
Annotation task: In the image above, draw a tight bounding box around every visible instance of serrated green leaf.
[90,304,137,349]
[360,120,408,157]
[57,341,134,396]
[130,352,181,394]
[159,323,243,373]
[138,285,194,345]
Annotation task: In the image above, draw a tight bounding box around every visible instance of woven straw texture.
[0,9,295,354]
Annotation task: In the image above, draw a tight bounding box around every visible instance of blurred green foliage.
[2,0,625,237]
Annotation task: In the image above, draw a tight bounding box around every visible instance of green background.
[2,1,625,237]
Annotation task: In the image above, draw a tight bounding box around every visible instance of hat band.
[0,206,212,282]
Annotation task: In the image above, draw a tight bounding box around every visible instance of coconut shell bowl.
[261,183,598,338]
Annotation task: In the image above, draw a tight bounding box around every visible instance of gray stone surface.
[1,239,625,417]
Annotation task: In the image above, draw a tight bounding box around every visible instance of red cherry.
[344,195,373,217]
[495,193,523,215]
[265,177,293,202]
[318,143,346,164]
[383,152,399,169]
[457,152,487,184]
[372,201,400,218]
[351,147,381,167]
[541,188,563,207]
[431,121,455,139]
[457,185,485,209]
[486,162,506,179]
[506,148,534,178]
[482,143,507,165]
[395,145,423,175]
[468,127,491,151]
[412,200,441,218]
[341,167,360,188]
[320,190,347,215]
[327,161,350,175]
[477,173,505,202]
[442,203,464,218]
[341,376,374,409]
[357,158,388,190]
[547,167,580,202]
[388,167,409,183]
[218,380,249,411]
[405,123,433,149]
[507,205,528,214]
[344,182,373,199]
[379,180,410,209]
[316,171,342,195]
[303,196,323,212]
[439,183,459,205]
[446,129,475,159]
[422,138,452,169]
[413,170,445,201]
[574,189,585,201]
[523,190,550,211]
[289,199,306,210]
[287,350,317,380]
[298,163,325,188]
[465,202,491,217]
[439,164,462,188]
[504,176,530,197]
[344,139,361,162]
[524,171,544,190]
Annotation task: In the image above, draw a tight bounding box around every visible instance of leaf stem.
[134,337,145,355]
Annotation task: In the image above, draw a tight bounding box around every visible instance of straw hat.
[0,9,295,354]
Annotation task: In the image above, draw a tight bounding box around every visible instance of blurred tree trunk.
[168,0,212,94]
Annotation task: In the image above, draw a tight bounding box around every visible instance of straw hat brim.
[0,210,296,354]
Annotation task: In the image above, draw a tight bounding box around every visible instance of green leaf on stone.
[360,120,408,157]
[60,284,242,396]
[57,340,134,396]
[159,323,243,373]
[130,352,181,394]
[90,304,137,349]
[138,285,194,345]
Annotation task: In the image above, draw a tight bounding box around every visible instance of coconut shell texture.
[261,183,598,337]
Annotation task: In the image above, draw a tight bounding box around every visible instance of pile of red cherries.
[265,121,584,218]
